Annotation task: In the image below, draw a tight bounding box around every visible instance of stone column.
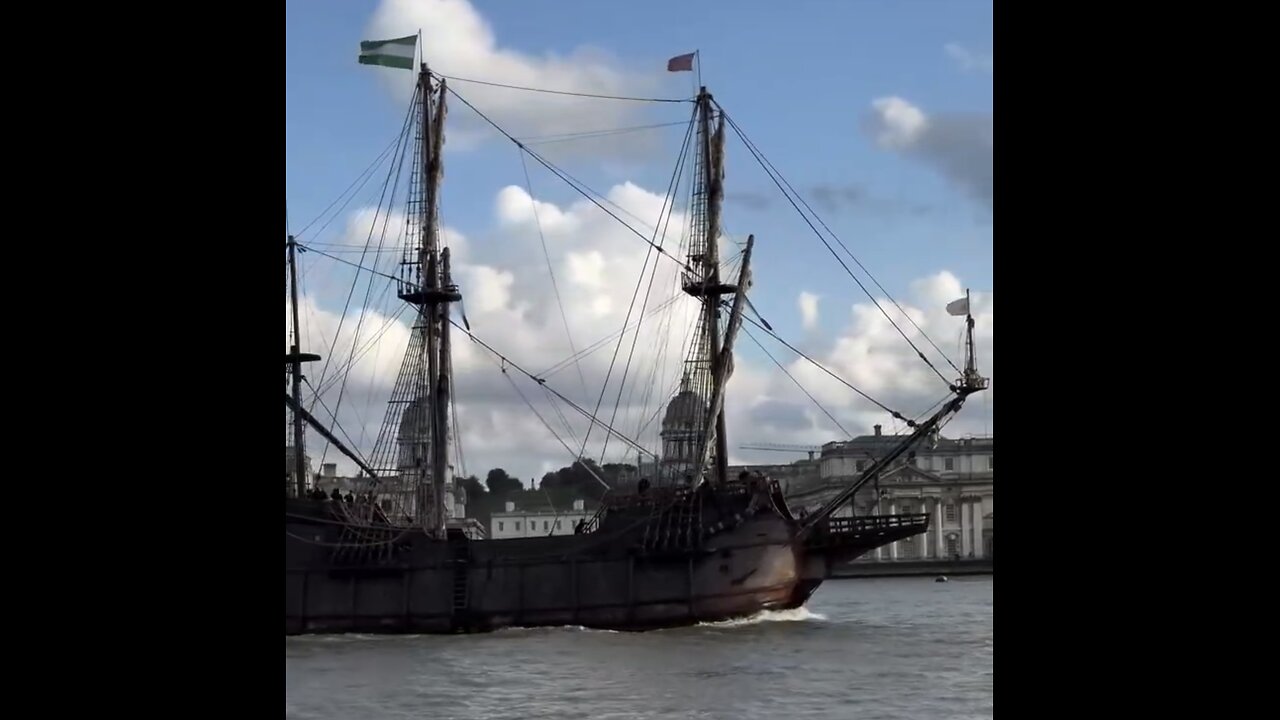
[960,499,972,556]
[889,501,898,560]
[974,499,985,559]
[871,494,881,561]
[934,498,944,559]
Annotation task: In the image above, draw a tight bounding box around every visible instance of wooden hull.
[286,515,806,635]
[285,488,927,635]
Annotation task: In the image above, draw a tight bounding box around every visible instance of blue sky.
[286,0,993,477]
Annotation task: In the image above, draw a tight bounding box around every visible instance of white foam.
[698,606,827,628]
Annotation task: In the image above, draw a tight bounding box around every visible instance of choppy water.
[286,575,993,719]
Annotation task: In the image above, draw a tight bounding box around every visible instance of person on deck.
[330,487,342,502]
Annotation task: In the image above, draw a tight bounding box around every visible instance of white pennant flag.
[946,296,970,316]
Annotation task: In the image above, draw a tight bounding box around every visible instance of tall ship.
[285,38,988,635]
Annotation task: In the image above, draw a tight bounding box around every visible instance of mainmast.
[680,87,738,486]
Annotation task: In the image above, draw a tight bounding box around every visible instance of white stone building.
[489,498,595,539]
[790,425,993,561]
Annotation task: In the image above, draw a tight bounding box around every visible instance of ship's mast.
[286,234,320,498]
[397,64,459,536]
[961,288,986,392]
[681,87,736,485]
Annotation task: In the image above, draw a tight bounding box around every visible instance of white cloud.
[294,185,992,480]
[871,97,929,150]
[366,0,670,150]
[866,96,993,210]
[798,291,820,331]
[784,271,992,439]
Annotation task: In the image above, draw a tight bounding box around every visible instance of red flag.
[667,52,695,72]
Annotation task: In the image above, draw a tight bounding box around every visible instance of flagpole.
[964,288,977,379]
[696,49,702,91]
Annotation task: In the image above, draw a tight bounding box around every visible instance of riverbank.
[831,559,993,579]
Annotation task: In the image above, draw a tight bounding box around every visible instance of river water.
[286,575,993,719]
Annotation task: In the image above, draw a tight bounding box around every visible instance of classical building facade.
[488,498,596,539]
[787,426,993,562]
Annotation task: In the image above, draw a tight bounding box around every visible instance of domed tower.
[395,396,456,520]
[660,372,709,481]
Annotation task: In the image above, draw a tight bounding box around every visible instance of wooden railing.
[823,513,929,535]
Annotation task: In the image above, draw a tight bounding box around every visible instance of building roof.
[662,374,708,434]
[821,432,992,457]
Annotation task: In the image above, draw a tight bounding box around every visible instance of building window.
[944,457,955,471]
[544,521,549,531]
[856,459,866,471]
[988,456,994,470]
[555,520,561,530]
[944,504,956,522]
[946,536,958,557]
[900,503,914,514]
[515,522,521,531]
[498,522,504,531]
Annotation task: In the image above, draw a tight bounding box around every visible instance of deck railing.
[823,513,929,535]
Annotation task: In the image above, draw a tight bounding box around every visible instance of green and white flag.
[358,35,417,70]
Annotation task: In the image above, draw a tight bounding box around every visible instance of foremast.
[380,63,460,537]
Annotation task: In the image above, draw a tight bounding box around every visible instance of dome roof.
[662,374,707,432]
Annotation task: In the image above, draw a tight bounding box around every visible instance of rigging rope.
[297,244,406,285]
[318,136,412,469]
[302,377,373,468]
[517,120,690,145]
[450,317,659,462]
[734,307,916,427]
[536,293,683,377]
[519,150,590,404]
[741,326,851,438]
[294,125,408,240]
[430,85,898,474]
[595,105,698,463]
[441,83,697,276]
[308,90,417,412]
[497,361,609,491]
[715,107,960,386]
[434,73,694,103]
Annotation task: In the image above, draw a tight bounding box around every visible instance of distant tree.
[456,475,485,502]
[486,468,523,496]
[538,458,609,502]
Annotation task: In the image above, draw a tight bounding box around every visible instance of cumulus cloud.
[294,186,991,479]
[295,180,705,478]
[784,271,992,442]
[366,0,671,154]
[798,291,820,331]
[866,96,993,210]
